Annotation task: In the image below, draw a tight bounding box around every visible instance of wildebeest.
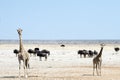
[13,49,19,57]
[60,44,65,47]
[88,50,94,57]
[37,49,50,61]
[34,48,39,56]
[93,50,98,55]
[28,49,35,56]
[78,50,88,58]
[78,49,98,58]
[34,48,39,51]
[28,48,39,56]
[114,47,119,52]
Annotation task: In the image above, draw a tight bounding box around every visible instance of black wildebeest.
[88,50,98,57]
[28,48,39,56]
[34,48,39,51]
[78,50,83,58]
[78,49,98,58]
[114,47,119,52]
[78,50,88,58]
[88,50,94,57]
[37,49,50,61]
[28,49,35,56]
[60,44,65,47]
[93,50,98,55]
[114,47,119,54]
[34,48,39,56]
[13,49,19,57]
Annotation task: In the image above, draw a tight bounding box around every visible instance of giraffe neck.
[97,47,103,57]
[19,34,24,52]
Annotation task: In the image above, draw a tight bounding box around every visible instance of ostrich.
[37,49,50,61]
[13,49,19,57]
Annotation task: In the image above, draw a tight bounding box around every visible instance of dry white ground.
[0,44,120,80]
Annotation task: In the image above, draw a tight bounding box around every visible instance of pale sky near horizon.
[0,0,120,40]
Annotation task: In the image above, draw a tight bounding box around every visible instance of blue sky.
[0,0,120,40]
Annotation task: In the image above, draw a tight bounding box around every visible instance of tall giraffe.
[17,28,30,78]
[93,43,105,76]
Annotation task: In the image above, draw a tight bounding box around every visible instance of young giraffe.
[17,28,30,78]
[93,43,105,76]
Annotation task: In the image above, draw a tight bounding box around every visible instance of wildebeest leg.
[80,54,82,58]
[33,53,36,56]
[39,56,42,61]
[84,54,86,58]
[45,55,47,61]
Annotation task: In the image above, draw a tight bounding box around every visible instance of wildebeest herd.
[14,46,98,62]
[78,49,98,58]
[14,46,120,61]
[13,48,50,61]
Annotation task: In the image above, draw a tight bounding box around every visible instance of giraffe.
[93,43,105,76]
[17,28,30,78]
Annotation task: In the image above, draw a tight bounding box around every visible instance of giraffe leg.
[45,55,47,61]
[23,61,27,78]
[99,61,102,76]
[26,60,29,77]
[28,60,30,69]
[93,63,95,76]
[96,63,99,76]
[97,61,102,76]
[23,61,26,78]
[97,62,99,76]
[18,59,21,79]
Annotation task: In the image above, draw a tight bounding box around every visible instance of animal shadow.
[82,74,93,76]
[0,76,18,78]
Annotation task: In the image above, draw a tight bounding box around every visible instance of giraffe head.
[17,28,23,35]
[100,43,105,47]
